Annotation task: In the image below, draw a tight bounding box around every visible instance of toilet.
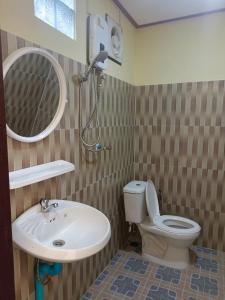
[123,180,201,269]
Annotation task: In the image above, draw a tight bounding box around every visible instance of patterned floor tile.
[110,253,125,268]
[154,265,181,284]
[194,246,218,257]
[194,257,218,273]
[181,290,210,300]
[190,274,218,296]
[109,274,140,297]
[99,291,143,300]
[123,257,150,275]
[94,270,111,287]
[145,285,177,300]
[82,246,225,300]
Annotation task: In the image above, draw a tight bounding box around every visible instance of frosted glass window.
[34,0,75,39]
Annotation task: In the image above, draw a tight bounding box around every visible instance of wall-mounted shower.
[78,50,111,153]
[74,14,112,154]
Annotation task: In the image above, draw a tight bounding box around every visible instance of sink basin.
[12,200,111,262]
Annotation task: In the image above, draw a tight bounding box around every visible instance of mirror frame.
[3,47,67,143]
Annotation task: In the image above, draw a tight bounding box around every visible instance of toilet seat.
[145,181,201,238]
[154,215,200,236]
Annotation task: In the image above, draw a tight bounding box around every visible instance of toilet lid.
[146,180,160,222]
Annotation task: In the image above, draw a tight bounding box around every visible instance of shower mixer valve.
[97,72,106,88]
[95,144,112,152]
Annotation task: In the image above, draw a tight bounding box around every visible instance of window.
[34,0,75,39]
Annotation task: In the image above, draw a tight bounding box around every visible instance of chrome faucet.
[40,198,58,213]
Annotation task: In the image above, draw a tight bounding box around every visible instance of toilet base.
[139,226,195,270]
[142,250,189,269]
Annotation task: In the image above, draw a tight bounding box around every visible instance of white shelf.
[9,160,75,190]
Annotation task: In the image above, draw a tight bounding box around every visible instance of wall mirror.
[3,47,67,143]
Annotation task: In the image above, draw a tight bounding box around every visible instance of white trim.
[3,47,67,143]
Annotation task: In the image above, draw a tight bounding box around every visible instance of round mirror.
[3,47,67,143]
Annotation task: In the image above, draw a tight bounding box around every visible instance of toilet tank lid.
[123,181,147,194]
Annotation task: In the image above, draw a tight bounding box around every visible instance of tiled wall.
[1,30,134,300]
[135,82,225,251]
[2,29,225,300]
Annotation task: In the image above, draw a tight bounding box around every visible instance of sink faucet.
[40,198,58,213]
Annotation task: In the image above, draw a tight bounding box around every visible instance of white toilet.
[123,180,201,269]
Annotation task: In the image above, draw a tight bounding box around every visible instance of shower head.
[93,51,108,65]
[81,51,108,82]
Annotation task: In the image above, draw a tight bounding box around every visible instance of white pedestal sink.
[12,200,111,262]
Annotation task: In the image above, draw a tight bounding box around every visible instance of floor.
[81,247,225,300]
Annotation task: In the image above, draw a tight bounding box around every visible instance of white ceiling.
[115,0,225,26]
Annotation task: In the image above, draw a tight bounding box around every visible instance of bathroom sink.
[12,200,111,262]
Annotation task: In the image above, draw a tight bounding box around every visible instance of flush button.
[136,183,141,186]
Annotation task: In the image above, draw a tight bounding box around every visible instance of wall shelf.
[9,160,75,190]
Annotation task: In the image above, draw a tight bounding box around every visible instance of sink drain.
[53,239,65,247]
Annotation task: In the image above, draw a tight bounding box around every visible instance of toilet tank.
[123,181,147,223]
